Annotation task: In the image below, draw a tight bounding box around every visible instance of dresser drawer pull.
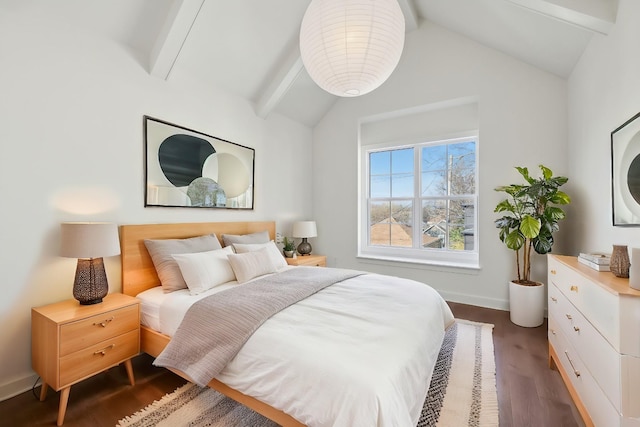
[93,317,114,328]
[94,344,115,356]
[573,326,580,332]
[550,297,558,302]
[564,351,581,377]
[550,329,556,335]
[570,285,578,292]
[565,314,572,320]
[550,269,557,275]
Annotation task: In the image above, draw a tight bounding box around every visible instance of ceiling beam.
[505,0,616,34]
[398,0,420,32]
[254,45,305,120]
[149,0,205,80]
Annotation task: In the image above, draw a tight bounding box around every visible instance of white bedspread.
[138,271,454,427]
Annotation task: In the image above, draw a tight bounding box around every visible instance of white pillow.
[221,230,270,247]
[172,246,236,295]
[144,234,223,293]
[227,248,277,284]
[232,241,288,270]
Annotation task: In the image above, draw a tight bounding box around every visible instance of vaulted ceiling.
[2,0,618,127]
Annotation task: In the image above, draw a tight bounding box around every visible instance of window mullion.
[414,147,421,249]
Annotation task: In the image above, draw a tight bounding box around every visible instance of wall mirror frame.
[611,111,640,226]
[144,116,255,210]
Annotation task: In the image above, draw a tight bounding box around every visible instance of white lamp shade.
[60,222,121,259]
[299,0,405,97]
[292,221,318,238]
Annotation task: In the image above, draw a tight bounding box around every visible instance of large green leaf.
[494,200,514,213]
[495,216,515,229]
[540,164,552,180]
[545,206,566,221]
[516,167,534,184]
[533,235,553,254]
[550,191,571,204]
[519,215,541,238]
[505,230,525,250]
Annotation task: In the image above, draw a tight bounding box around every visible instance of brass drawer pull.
[564,351,581,377]
[94,344,115,356]
[566,314,572,320]
[550,269,557,275]
[570,285,578,292]
[93,317,114,328]
[550,297,558,302]
[573,326,580,332]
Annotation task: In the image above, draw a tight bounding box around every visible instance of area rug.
[117,319,497,427]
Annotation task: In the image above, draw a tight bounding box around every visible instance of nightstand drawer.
[60,329,139,386]
[60,304,138,356]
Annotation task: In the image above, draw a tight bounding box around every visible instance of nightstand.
[31,293,140,426]
[286,254,327,267]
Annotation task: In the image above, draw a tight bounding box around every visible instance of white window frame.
[358,134,479,269]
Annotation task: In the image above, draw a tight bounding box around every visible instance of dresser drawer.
[549,316,620,426]
[549,283,622,413]
[60,304,139,356]
[549,256,620,349]
[60,329,139,386]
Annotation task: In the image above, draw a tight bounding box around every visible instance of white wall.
[0,11,313,399]
[566,0,640,254]
[312,21,568,308]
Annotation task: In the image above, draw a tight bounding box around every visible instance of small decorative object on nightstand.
[282,236,296,258]
[286,254,326,267]
[60,222,121,305]
[292,221,317,256]
[31,293,140,426]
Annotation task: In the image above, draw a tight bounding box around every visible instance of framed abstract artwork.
[144,116,255,209]
[611,111,640,225]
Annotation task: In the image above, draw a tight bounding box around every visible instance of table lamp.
[60,222,120,305]
[292,221,317,256]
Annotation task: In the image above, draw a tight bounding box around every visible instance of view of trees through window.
[368,139,476,252]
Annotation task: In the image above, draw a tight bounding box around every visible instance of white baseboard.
[0,373,39,402]
[440,290,549,319]
[439,289,510,311]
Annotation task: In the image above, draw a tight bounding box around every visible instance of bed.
[121,221,454,427]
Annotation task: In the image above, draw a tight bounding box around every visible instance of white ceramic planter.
[509,280,545,327]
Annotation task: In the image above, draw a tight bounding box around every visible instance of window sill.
[356,253,480,270]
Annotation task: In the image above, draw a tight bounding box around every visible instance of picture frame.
[611,111,640,225]
[144,116,255,209]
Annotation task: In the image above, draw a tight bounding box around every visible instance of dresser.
[548,255,640,426]
[32,293,140,425]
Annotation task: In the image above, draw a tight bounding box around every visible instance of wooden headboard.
[120,221,276,297]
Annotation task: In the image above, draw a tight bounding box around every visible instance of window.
[360,136,478,268]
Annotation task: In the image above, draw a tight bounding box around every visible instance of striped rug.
[118,319,497,427]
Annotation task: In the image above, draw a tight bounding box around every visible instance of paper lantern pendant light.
[300,0,405,97]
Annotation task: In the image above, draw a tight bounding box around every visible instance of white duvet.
[138,270,454,427]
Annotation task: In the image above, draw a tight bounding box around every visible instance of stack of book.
[578,252,611,271]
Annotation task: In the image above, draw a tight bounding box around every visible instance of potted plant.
[282,237,296,258]
[494,164,571,327]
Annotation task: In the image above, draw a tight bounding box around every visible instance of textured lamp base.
[73,258,109,305]
[297,238,312,256]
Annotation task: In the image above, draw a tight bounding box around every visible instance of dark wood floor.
[0,302,584,427]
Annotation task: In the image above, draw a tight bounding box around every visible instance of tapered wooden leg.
[124,359,135,386]
[57,386,70,426]
[39,382,48,401]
